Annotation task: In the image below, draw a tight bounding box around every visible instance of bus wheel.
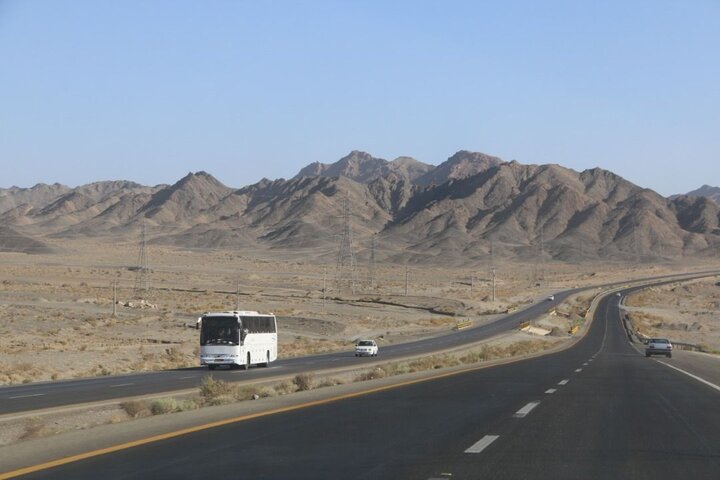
[243,352,251,370]
[208,365,216,371]
[263,351,270,367]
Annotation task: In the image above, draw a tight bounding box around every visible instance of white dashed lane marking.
[513,401,540,418]
[109,383,134,388]
[7,393,45,399]
[558,379,569,385]
[465,435,500,453]
[545,388,557,394]
[575,368,583,373]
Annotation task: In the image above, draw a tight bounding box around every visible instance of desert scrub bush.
[234,385,262,401]
[199,375,236,402]
[293,373,314,391]
[273,381,297,395]
[121,400,149,418]
[317,377,344,388]
[150,398,199,414]
[354,368,387,382]
[407,354,459,372]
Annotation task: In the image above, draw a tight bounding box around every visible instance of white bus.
[197,311,277,370]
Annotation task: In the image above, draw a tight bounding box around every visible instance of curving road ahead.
[1,287,584,416]
[7,279,720,479]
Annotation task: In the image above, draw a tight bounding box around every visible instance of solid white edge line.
[656,361,720,394]
[465,434,500,453]
[513,401,540,418]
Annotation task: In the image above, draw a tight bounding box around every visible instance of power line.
[368,234,376,288]
[132,221,151,299]
[335,193,358,294]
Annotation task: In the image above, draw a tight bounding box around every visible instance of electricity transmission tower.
[335,193,359,294]
[367,234,376,288]
[133,222,151,299]
[539,224,545,281]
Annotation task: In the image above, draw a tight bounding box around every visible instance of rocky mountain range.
[1,151,718,264]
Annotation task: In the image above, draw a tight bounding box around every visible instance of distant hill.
[413,150,504,186]
[294,150,433,184]
[680,185,720,204]
[2,152,719,263]
[0,226,52,254]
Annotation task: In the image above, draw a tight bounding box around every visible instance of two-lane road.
[7,281,720,479]
[1,287,581,416]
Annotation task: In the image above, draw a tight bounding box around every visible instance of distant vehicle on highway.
[355,339,378,357]
[197,310,278,370]
[547,295,555,301]
[645,338,673,358]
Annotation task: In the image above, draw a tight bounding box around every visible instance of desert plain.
[2,236,718,386]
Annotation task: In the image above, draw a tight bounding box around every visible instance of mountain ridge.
[3,151,718,263]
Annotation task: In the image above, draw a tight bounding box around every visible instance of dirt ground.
[624,277,720,351]
[0,237,717,385]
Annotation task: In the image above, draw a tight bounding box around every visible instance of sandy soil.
[624,277,720,351]
[0,237,716,384]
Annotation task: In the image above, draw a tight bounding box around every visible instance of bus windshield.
[200,316,240,346]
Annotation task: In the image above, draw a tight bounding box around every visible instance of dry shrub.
[293,373,314,391]
[234,385,262,401]
[355,368,387,382]
[257,386,277,397]
[317,377,343,388]
[274,381,297,395]
[199,375,235,402]
[150,398,199,414]
[121,400,149,418]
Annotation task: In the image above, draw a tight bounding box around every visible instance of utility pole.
[112,281,117,316]
[470,273,474,297]
[133,222,150,299]
[236,280,240,310]
[492,268,496,302]
[322,265,327,308]
[490,240,495,268]
[335,193,358,294]
[368,234,376,288]
[405,266,409,296]
[633,222,640,264]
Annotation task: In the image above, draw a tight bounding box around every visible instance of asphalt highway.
[10,282,720,479]
[0,287,582,415]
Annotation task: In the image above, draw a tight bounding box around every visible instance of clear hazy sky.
[1,0,718,195]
